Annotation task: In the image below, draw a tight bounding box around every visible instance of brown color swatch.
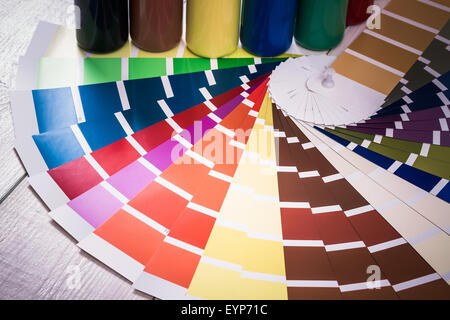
[284,247,336,281]
[371,244,444,285]
[325,179,369,211]
[288,287,342,300]
[273,106,450,299]
[281,208,321,241]
[327,248,391,286]
[372,14,435,52]
[349,32,419,73]
[385,0,449,30]
[342,287,398,300]
[398,280,450,300]
[431,0,450,7]
[348,211,401,247]
[332,52,402,95]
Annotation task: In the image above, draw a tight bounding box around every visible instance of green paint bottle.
[294,0,349,51]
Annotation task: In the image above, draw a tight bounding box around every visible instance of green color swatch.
[36,57,287,88]
[326,127,450,180]
[128,58,166,80]
[84,58,122,84]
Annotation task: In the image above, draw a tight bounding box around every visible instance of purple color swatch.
[68,184,124,228]
[144,139,187,172]
[107,161,157,199]
[362,106,449,124]
[349,126,450,146]
[214,95,245,119]
[64,79,267,234]
[352,118,447,131]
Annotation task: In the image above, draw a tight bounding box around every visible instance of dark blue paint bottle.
[240,0,298,57]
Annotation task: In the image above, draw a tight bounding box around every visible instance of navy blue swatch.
[314,126,449,203]
[372,71,450,118]
[79,82,123,120]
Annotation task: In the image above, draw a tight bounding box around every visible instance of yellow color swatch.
[187,96,287,299]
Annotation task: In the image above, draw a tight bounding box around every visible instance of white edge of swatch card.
[10,90,39,138]
[10,58,258,176]
[29,171,69,210]
[24,21,58,58]
[297,122,450,240]
[15,56,39,90]
[307,123,450,232]
[49,205,94,241]
[133,272,195,300]
[78,233,145,282]
[15,135,48,176]
[311,73,387,123]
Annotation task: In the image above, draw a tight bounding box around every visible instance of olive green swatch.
[325,127,450,180]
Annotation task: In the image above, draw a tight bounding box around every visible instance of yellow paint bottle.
[186,0,241,58]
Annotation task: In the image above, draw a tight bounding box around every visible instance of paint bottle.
[240,0,297,57]
[130,0,183,52]
[75,0,129,53]
[294,0,349,51]
[186,0,241,58]
[347,0,374,26]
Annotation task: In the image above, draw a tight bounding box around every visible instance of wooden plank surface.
[0,0,149,300]
[0,179,149,300]
[0,0,73,198]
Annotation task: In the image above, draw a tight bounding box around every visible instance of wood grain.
[0,0,150,300]
[0,179,149,300]
[0,0,73,198]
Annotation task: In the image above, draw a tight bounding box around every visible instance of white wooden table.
[0,0,149,300]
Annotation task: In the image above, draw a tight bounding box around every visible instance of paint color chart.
[16,56,286,89]
[10,0,450,300]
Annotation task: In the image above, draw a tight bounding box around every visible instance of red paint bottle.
[347,0,374,26]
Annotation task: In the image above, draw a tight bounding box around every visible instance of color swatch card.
[324,71,450,172]
[12,61,280,137]
[13,62,280,176]
[75,81,269,293]
[45,79,268,240]
[16,56,285,90]
[331,0,449,95]
[261,0,450,300]
[271,0,450,127]
[186,94,287,300]
[10,0,450,301]
[318,71,450,205]
[371,72,450,121]
[324,125,450,180]
[290,119,450,298]
[381,19,450,108]
[269,56,385,126]
[274,106,397,299]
